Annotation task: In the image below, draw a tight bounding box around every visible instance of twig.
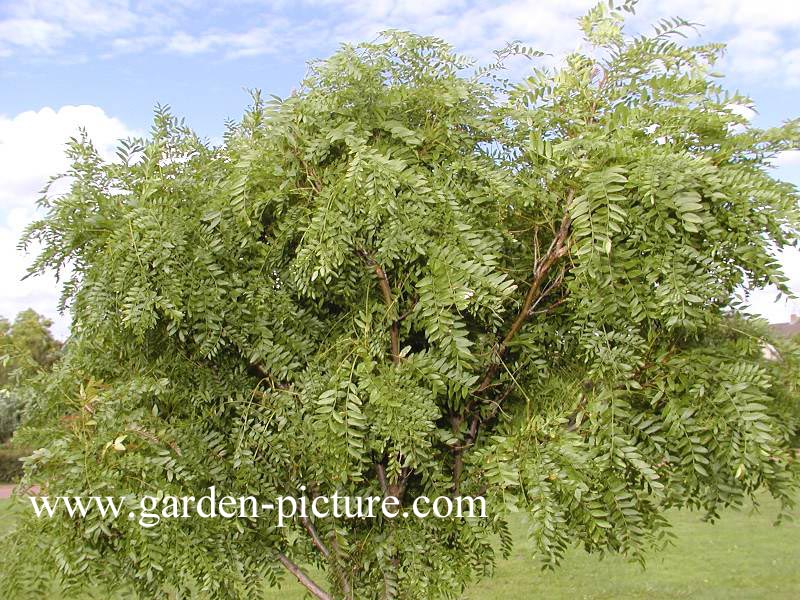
[530,295,569,315]
[397,295,419,322]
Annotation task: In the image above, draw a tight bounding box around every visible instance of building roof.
[770,317,800,338]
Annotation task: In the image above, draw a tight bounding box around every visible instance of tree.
[3,3,799,599]
[0,390,20,445]
[0,309,62,442]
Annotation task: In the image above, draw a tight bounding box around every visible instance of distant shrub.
[0,445,26,483]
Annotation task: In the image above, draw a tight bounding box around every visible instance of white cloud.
[0,18,70,54]
[744,246,800,323]
[107,34,162,55]
[0,105,135,339]
[0,0,158,56]
[785,48,800,86]
[775,150,800,168]
[2,0,800,90]
[6,0,137,36]
[724,29,781,75]
[165,20,292,58]
[166,31,219,55]
[310,0,592,60]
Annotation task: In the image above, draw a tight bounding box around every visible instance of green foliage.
[3,3,800,599]
[0,309,62,388]
[0,309,62,443]
[0,390,21,446]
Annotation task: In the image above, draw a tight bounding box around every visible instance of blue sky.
[1,0,799,338]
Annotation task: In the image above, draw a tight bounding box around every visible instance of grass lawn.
[1,495,797,599]
[465,496,800,600]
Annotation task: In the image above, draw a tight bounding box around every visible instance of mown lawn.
[1,495,797,599]
[465,496,800,600]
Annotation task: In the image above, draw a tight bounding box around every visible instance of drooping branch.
[329,532,354,600]
[277,553,331,600]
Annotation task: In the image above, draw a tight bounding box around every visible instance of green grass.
[1,495,798,599]
[465,497,800,600]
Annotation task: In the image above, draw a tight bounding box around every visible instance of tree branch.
[358,250,410,503]
[476,204,573,393]
[451,197,574,493]
[299,517,354,600]
[357,250,400,364]
[375,462,389,495]
[374,462,407,499]
[300,515,330,558]
[277,553,331,600]
[247,362,290,389]
[530,294,569,315]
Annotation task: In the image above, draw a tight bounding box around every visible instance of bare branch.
[278,553,331,600]
[300,515,330,558]
[500,206,572,351]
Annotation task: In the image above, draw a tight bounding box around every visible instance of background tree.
[3,3,799,599]
[0,309,62,443]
